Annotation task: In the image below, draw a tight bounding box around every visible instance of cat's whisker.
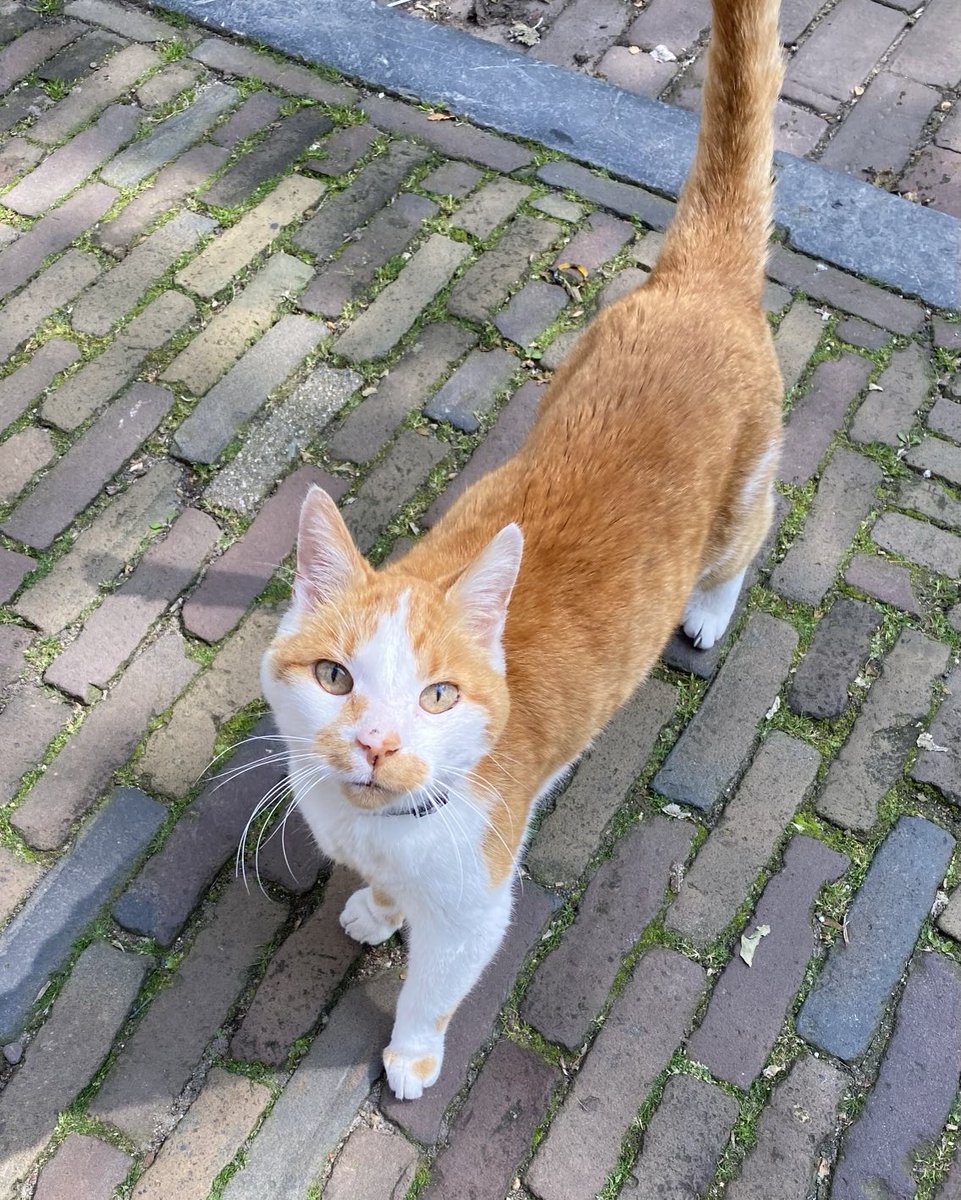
[236,760,327,889]
[200,733,316,781]
[211,749,320,793]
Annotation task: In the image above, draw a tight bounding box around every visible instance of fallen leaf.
[628,44,641,54]
[740,923,771,967]
[427,111,455,122]
[556,261,589,278]
[852,84,865,96]
[918,731,950,753]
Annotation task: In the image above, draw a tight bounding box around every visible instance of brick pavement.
[0,2,959,1198]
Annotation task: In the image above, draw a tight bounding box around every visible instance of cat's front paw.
[383,1040,443,1100]
[339,887,403,945]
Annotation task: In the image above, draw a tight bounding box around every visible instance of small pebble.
[3,1042,23,1065]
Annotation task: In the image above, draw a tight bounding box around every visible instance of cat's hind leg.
[340,885,404,945]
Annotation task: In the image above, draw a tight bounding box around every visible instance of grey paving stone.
[12,634,196,850]
[796,816,954,1062]
[0,338,80,433]
[780,354,873,485]
[597,44,677,98]
[95,141,228,249]
[205,364,361,513]
[929,398,961,443]
[911,663,961,805]
[362,93,532,172]
[113,716,286,944]
[423,378,543,526]
[727,1055,848,1200]
[536,159,675,230]
[163,251,314,397]
[0,85,48,135]
[4,103,140,216]
[553,211,636,273]
[3,383,174,549]
[293,140,426,261]
[665,735,822,949]
[0,847,40,928]
[532,193,585,222]
[873,511,961,578]
[526,948,705,1200]
[171,313,326,464]
[844,552,923,616]
[332,234,471,363]
[833,952,961,1200]
[531,0,631,68]
[328,321,476,464]
[344,429,448,554]
[182,465,345,643]
[836,316,889,351]
[887,0,959,87]
[44,508,220,702]
[529,679,677,887]
[0,943,146,1197]
[0,20,85,93]
[38,28,123,82]
[687,836,848,1087]
[14,461,181,634]
[448,214,562,323]
[298,191,437,318]
[628,1074,737,1200]
[850,343,932,447]
[0,4,41,43]
[253,807,322,895]
[136,59,205,110]
[938,888,961,942]
[324,1126,418,1200]
[0,426,55,505]
[43,291,196,432]
[523,817,693,1049]
[0,249,102,361]
[203,107,333,208]
[788,597,882,720]
[421,160,483,198]
[29,42,159,144]
[934,318,961,352]
[0,182,117,304]
[0,547,34,604]
[495,281,567,348]
[381,884,557,1146]
[423,1039,558,1200]
[423,347,517,433]
[450,177,531,239]
[34,1134,132,1200]
[64,0,176,40]
[0,686,70,809]
[817,628,950,831]
[71,211,215,336]
[0,790,161,1041]
[773,301,828,395]
[221,973,397,1200]
[652,615,798,811]
[0,136,42,189]
[210,89,283,148]
[0,624,31,692]
[302,122,378,176]
[101,82,238,188]
[771,449,884,606]
[91,880,286,1144]
[821,70,939,180]
[190,35,354,104]
[906,436,961,489]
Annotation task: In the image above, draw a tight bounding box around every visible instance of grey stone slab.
[665,734,822,948]
[816,629,950,832]
[850,343,933,447]
[0,943,147,1198]
[652,614,798,812]
[874,510,961,577]
[65,0,176,40]
[344,429,448,554]
[528,678,677,887]
[495,281,567,348]
[423,347,517,433]
[0,339,80,433]
[450,177,531,238]
[833,952,961,1200]
[796,816,954,1062]
[203,107,333,207]
[906,436,961,490]
[911,664,961,806]
[448,214,562,323]
[29,43,159,145]
[788,597,882,720]
[38,29,123,82]
[780,354,873,485]
[101,81,238,187]
[325,1126,418,1200]
[221,973,397,1200]
[0,788,163,1041]
[0,249,102,362]
[172,314,326,464]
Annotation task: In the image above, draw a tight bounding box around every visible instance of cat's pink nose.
[356,731,401,769]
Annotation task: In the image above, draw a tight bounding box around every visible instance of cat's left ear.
[294,485,369,611]
[447,524,523,670]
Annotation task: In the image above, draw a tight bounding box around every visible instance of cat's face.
[262,487,522,812]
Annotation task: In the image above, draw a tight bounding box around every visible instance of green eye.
[419,682,459,714]
[315,660,353,695]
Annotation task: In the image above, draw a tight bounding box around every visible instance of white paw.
[682,602,729,650]
[339,887,402,945]
[384,1040,444,1100]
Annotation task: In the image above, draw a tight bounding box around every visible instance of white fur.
[682,567,746,649]
[262,591,526,1100]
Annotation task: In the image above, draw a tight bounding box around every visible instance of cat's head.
[262,486,523,812]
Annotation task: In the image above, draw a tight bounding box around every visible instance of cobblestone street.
[0,1,959,1198]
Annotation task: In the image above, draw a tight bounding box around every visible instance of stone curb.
[147,0,959,309]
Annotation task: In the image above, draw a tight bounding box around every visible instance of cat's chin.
[340,780,403,811]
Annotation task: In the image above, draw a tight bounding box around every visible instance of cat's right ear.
[294,486,367,611]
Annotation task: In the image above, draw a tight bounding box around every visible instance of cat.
[261,0,785,1100]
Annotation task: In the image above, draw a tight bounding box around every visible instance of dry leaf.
[628,44,641,54]
[427,111,455,122]
[740,924,770,967]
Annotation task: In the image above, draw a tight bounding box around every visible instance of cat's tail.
[651,0,784,302]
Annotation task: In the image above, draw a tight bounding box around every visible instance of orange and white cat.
[262,0,784,1099]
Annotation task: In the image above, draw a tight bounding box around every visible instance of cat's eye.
[419,682,459,714]
[315,660,353,695]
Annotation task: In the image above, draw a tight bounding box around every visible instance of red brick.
[906,435,961,488]
[1,383,174,550]
[448,214,563,322]
[850,342,932,447]
[45,508,220,702]
[423,347,518,433]
[424,1040,558,1200]
[873,511,961,577]
[12,632,197,850]
[554,211,635,273]
[0,136,42,188]
[182,466,346,643]
[34,1135,132,1200]
[930,397,961,442]
[495,280,568,348]
[343,430,448,554]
